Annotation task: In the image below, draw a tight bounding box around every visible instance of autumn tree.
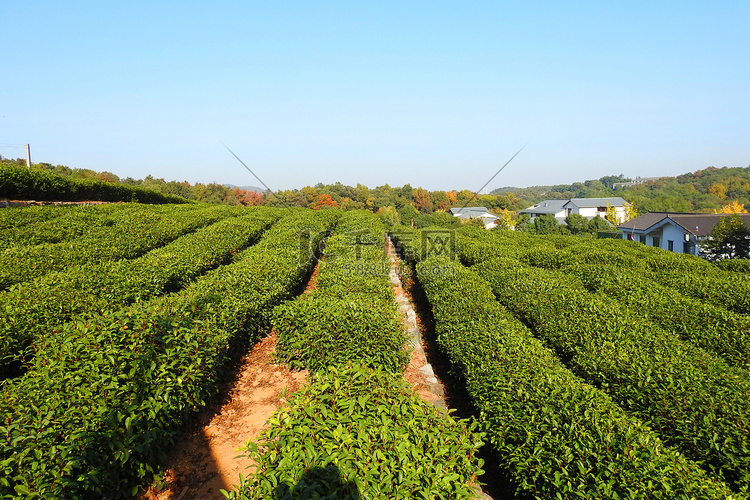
[243,190,265,206]
[717,201,747,214]
[412,187,433,213]
[709,182,728,200]
[495,209,516,230]
[311,194,338,210]
[604,202,621,227]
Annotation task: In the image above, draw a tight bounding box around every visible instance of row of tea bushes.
[457,228,750,317]
[0,204,243,290]
[715,258,750,273]
[473,257,750,491]
[0,210,337,498]
[562,262,750,369]
[415,255,741,499]
[231,214,484,499]
[0,204,73,231]
[274,210,408,373]
[456,229,750,368]
[227,365,484,500]
[0,203,177,248]
[0,208,282,378]
[390,227,742,498]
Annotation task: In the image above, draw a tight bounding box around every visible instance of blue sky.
[2,1,748,191]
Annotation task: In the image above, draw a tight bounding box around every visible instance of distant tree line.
[494,167,750,214]
[4,156,748,220]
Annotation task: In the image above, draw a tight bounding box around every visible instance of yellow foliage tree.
[624,203,638,222]
[716,201,747,214]
[604,202,620,227]
[709,182,728,200]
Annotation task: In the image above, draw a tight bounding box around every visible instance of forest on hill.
[2,156,749,216]
[494,167,750,213]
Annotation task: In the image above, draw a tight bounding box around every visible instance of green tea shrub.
[225,364,484,500]
[275,211,408,372]
[0,204,241,290]
[474,258,750,491]
[274,293,407,373]
[417,255,742,499]
[0,210,338,498]
[0,208,282,376]
[564,262,750,369]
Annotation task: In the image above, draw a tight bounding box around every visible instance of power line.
[459,143,528,210]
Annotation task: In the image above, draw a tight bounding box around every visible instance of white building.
[618,212,750,256]
[520,197,630,224]
[449,207,498,229]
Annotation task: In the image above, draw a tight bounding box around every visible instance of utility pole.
[25,144,31,168]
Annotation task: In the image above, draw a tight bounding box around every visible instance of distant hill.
[492,167,750,213]
[225,184,264,193]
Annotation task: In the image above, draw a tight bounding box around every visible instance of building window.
[597,206,606,212]
[652,237,660,248]
[639,235,645,243]
[668,240,674,251]
[683,241,691,254]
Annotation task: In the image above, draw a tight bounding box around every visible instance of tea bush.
[0,210,338,498]
[563,262,750,369]
[0,208,282,377]
[0,204,242,290]
[416,255,741,499]
[275,211,408,373]
[226,364,484,500]
[474,257,750,491]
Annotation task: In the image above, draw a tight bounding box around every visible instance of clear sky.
[2,1,748,191]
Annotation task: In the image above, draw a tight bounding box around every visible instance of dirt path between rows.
[141,241,479,499]
[141,332,308,499]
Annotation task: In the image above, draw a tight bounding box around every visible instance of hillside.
[493,167,750,213]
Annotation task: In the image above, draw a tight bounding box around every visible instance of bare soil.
[141,333,308,500]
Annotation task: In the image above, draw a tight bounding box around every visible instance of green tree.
[430,211,460,228]
[534,214,561,235]
[376,206,401,227]
[565,213,588,234]
[587,215,612,233]
[515,213,532,232]
[704,214,750,260]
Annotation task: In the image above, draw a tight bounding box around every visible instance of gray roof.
[519,199,568,215]
[450,207,492,216]
[564,197,629,208]
[618,212,750,237]
[454,212,498,220]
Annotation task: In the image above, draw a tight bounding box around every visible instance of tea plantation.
[0,204,748,499]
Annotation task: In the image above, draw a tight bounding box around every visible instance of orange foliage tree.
[312,194,338,210]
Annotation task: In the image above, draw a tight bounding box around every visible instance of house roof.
[564,197,629,208]
[454,212,498,220]
[450,207,492,216]
[618,212,750,237]
[519,199,568,215]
